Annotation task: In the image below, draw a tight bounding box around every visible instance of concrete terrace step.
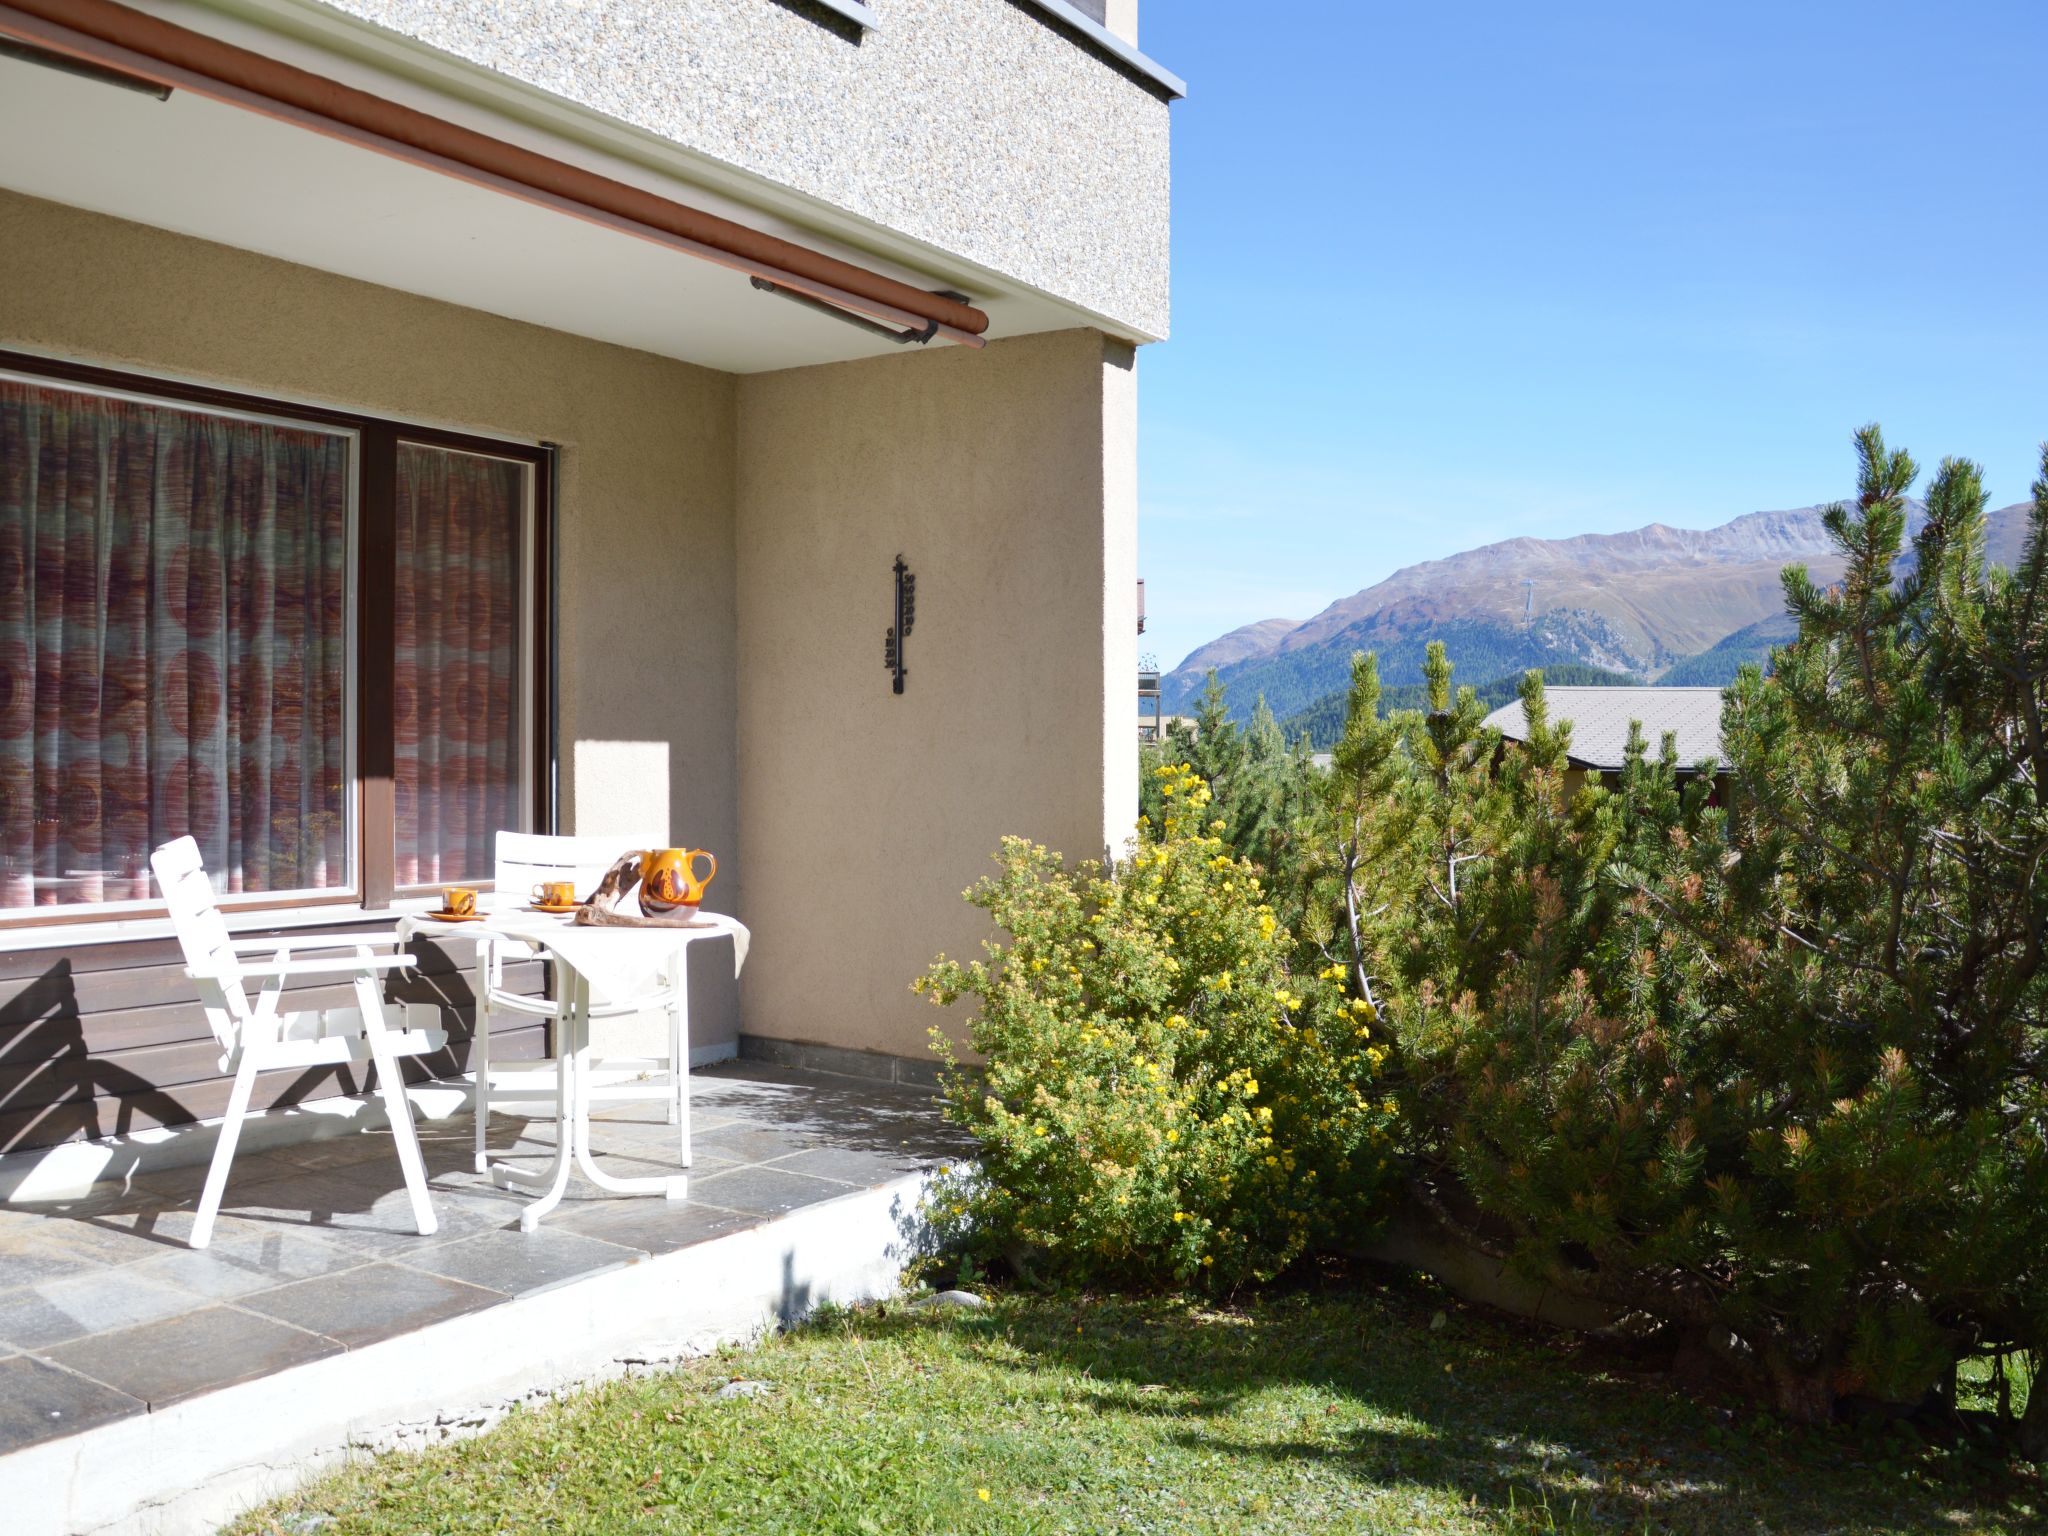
[0,1065,964,1536]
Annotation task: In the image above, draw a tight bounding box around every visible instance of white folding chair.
[471,831,691,1173]
[151,836,448,1249]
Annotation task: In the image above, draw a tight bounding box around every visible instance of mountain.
[1655,612,1798,687]
[1657,504,2032,688]
[1165,499,2033,722]
[1180,612,1647,724]
[1170,617,1302,676]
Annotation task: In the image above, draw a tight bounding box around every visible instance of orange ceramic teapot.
[640,847,716,916]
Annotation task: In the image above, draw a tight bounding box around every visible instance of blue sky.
[1135,1,2048,673]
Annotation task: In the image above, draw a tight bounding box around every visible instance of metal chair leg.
[472,979,493,1174]
[665,973,681,1128]
[673,959,691,1167]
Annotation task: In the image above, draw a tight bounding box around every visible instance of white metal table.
[406,903,748,1231]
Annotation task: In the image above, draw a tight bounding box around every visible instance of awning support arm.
[749,278,978,346]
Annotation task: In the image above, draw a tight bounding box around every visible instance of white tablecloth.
[419,905,749,1006]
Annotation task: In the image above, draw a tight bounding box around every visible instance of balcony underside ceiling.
[0,48,1083,374]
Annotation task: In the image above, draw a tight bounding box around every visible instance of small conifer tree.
[1318,429,2048,1439]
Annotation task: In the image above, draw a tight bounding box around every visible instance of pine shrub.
[1344,430,2048,1437]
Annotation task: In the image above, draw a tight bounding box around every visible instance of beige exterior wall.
[0,188,745,1047]
[735,328,1139,1061]
[0,192,1143,1070]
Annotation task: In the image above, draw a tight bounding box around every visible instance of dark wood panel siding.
[0,922,550,1155]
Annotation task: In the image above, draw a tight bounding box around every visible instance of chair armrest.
[214,954,420,980]
[227,933,409,953]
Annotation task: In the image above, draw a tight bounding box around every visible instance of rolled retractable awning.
[0,0,990,347]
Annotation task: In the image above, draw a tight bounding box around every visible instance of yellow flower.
[978,1488,992,1501]
[1173,1211,1187,1223]
[1165,1128,1178,1142]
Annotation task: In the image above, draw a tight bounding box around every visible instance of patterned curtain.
[393,443,524,887]
[0,379,349,908]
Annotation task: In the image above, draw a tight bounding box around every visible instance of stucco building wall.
[734,327,1139,1061]
[0,190,1142,1075]
[301,0,1174,338]
[0,187,746,1047]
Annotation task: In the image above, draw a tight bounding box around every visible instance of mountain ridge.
[1171,617,1303,677]
[1166,499,2031,720]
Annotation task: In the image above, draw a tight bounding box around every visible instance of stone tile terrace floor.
[0,1064,965,1458]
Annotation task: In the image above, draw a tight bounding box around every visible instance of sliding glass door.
[0,360,547,920]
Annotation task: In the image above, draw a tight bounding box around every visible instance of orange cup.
[442,886,477,916]
[531,880,575,907]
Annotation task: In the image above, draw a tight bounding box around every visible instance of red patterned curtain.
[0,379,349,909]
[393,443,524,887]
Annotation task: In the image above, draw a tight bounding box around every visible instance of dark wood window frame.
[0,347,557,923]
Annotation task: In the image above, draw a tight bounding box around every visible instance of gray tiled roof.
[1482,687,1725,773]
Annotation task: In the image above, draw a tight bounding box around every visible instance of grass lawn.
[231,1270,2043,1535]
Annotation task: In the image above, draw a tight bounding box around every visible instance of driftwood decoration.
[582,852,643,911]
[574,852,711,928]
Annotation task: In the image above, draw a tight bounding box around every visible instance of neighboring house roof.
[1482,687,1725,773]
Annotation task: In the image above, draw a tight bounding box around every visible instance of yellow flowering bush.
[915,765,1399,1290]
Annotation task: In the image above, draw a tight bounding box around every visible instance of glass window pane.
[0,377,352,909]
[394,443,527,886]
